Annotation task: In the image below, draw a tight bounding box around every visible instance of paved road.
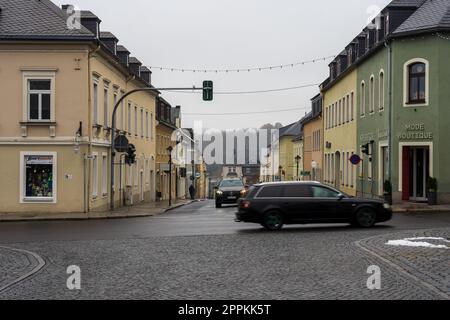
[0,200,449,300]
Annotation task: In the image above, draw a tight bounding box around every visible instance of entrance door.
[409,147,429,202]
[380,146,388,195]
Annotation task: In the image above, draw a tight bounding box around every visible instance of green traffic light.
[203,80,213,101]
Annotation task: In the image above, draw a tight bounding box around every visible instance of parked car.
[215,179,246,208]
[235,182,392,231]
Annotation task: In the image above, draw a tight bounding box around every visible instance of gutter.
[384,39,393,186]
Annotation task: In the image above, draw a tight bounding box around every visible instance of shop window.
[21,152,56,203]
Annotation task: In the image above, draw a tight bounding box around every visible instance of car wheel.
[355,207,377,228]
[215,202,222,208]
[262,211,284,231]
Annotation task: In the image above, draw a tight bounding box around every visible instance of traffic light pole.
[110,86,205,211]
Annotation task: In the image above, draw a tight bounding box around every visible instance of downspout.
[385,39,393,187]
[85,43,101,213]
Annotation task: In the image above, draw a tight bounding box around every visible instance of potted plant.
[427,177,438,205]
[383,180,392,205]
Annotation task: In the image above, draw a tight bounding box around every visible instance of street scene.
[0,0,450,303]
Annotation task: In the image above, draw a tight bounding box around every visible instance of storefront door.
[408,147,429,202]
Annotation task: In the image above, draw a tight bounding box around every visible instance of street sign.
[349,154,362,165]
[114,134,129,153]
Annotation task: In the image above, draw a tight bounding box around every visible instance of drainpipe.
[385,39,393,189]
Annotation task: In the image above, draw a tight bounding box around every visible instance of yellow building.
[322,55,358,196]
[0,3,161,213]
[278,122,302,181]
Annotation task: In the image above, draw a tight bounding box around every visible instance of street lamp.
[295,155,302,181]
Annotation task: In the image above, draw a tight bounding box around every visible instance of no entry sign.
[349,154,362,165]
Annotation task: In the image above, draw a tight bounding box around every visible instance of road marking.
[354,233,450,299]
[0,246,46,293]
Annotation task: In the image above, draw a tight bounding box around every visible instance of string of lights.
[171,83,320,95]
[183,106,309,116]
[149,55,335,73]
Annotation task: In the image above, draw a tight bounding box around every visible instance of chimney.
[128,57,142,77]
[99,32,118,54]
[140,66,152,85]
[116,45,130,66]
[80,11,101,38]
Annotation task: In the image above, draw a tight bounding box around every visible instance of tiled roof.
[140,66,151,72]
[0,0,95,40]
[388,0,427,7]
[116,45,130,53]
[280,121,302,138]
[100,31,117,39]
[393,0,450,35]
[129,57,141,64]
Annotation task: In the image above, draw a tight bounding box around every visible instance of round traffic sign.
[349,154,362,165]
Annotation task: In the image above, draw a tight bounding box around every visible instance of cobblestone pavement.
[0,201,449,300]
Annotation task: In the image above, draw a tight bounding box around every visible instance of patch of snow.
[386,237,449,249]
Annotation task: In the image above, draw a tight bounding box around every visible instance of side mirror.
[337,194,345,201]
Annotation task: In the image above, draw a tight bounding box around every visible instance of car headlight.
[216,190,223,195]
[383,203,391,210]
[240,189,247,196]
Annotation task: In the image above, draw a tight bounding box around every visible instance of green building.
[354,0,450,203]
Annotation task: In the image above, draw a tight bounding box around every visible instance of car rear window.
[256,186,282,198]
[282,185,313,197]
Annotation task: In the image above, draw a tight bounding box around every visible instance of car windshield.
[219,180,244,188]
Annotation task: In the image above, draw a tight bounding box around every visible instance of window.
[150,113,154,140]
[120,92,125,131]
[282,185,312,198]
[311,186,339,198]
[27,80,51,121]
[351,92,354,121]
[103,86,109,128]
[127,103,132,134]
[257,186,282,198]
[134,106,138,136]
[21,152,56,203]
[369,76,374,113]
[346,94,350,122]
[92,154,98,198]
[368,145,373,180]
[140,109,144,137]
[113,92,118,129]
[338,100,342,125]
[145,111,149,138]
[102,154,107,196]
[408,62,426,104]
[360,81,366,116]
[93,82,99,125]
[379,71,385,110]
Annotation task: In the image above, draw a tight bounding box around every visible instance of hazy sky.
[55,0,391,129]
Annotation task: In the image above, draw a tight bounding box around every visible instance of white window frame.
[140,108,144,138]
[103,83,110,128]
[150,113,154,140]
[145,111,149,139]
[379,70,385,111]
[127,102,132,135]
[351,92,354,121]
[403,58,430,107]
[134,105,138,136]
[92,153,98,199]
[93,79,99,125]
[22,71,56,123]
[369,75,375,114]
[20,151,57,204]
[102,153,108,197]
[360,81,366,117]
[120,91,126,131]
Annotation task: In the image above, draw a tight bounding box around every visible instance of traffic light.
[203,80,213,101]
[361,143,370,155]
[125,144,136,165]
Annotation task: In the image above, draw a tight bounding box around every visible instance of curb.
[0,200,200,223]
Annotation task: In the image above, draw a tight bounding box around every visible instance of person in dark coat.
[189,184,196,200]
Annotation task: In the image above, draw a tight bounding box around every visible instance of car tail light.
[241,200,251,209]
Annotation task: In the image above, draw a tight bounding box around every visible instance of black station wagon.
[235,182,392,231]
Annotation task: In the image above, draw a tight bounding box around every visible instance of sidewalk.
[392,202,450,213]
[0,199,203,222]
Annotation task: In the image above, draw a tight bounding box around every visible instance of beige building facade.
[0,3,161,214]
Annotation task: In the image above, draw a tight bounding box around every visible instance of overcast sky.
[55,0,391,130]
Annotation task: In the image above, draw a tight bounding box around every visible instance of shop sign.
[398,123,433,141]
